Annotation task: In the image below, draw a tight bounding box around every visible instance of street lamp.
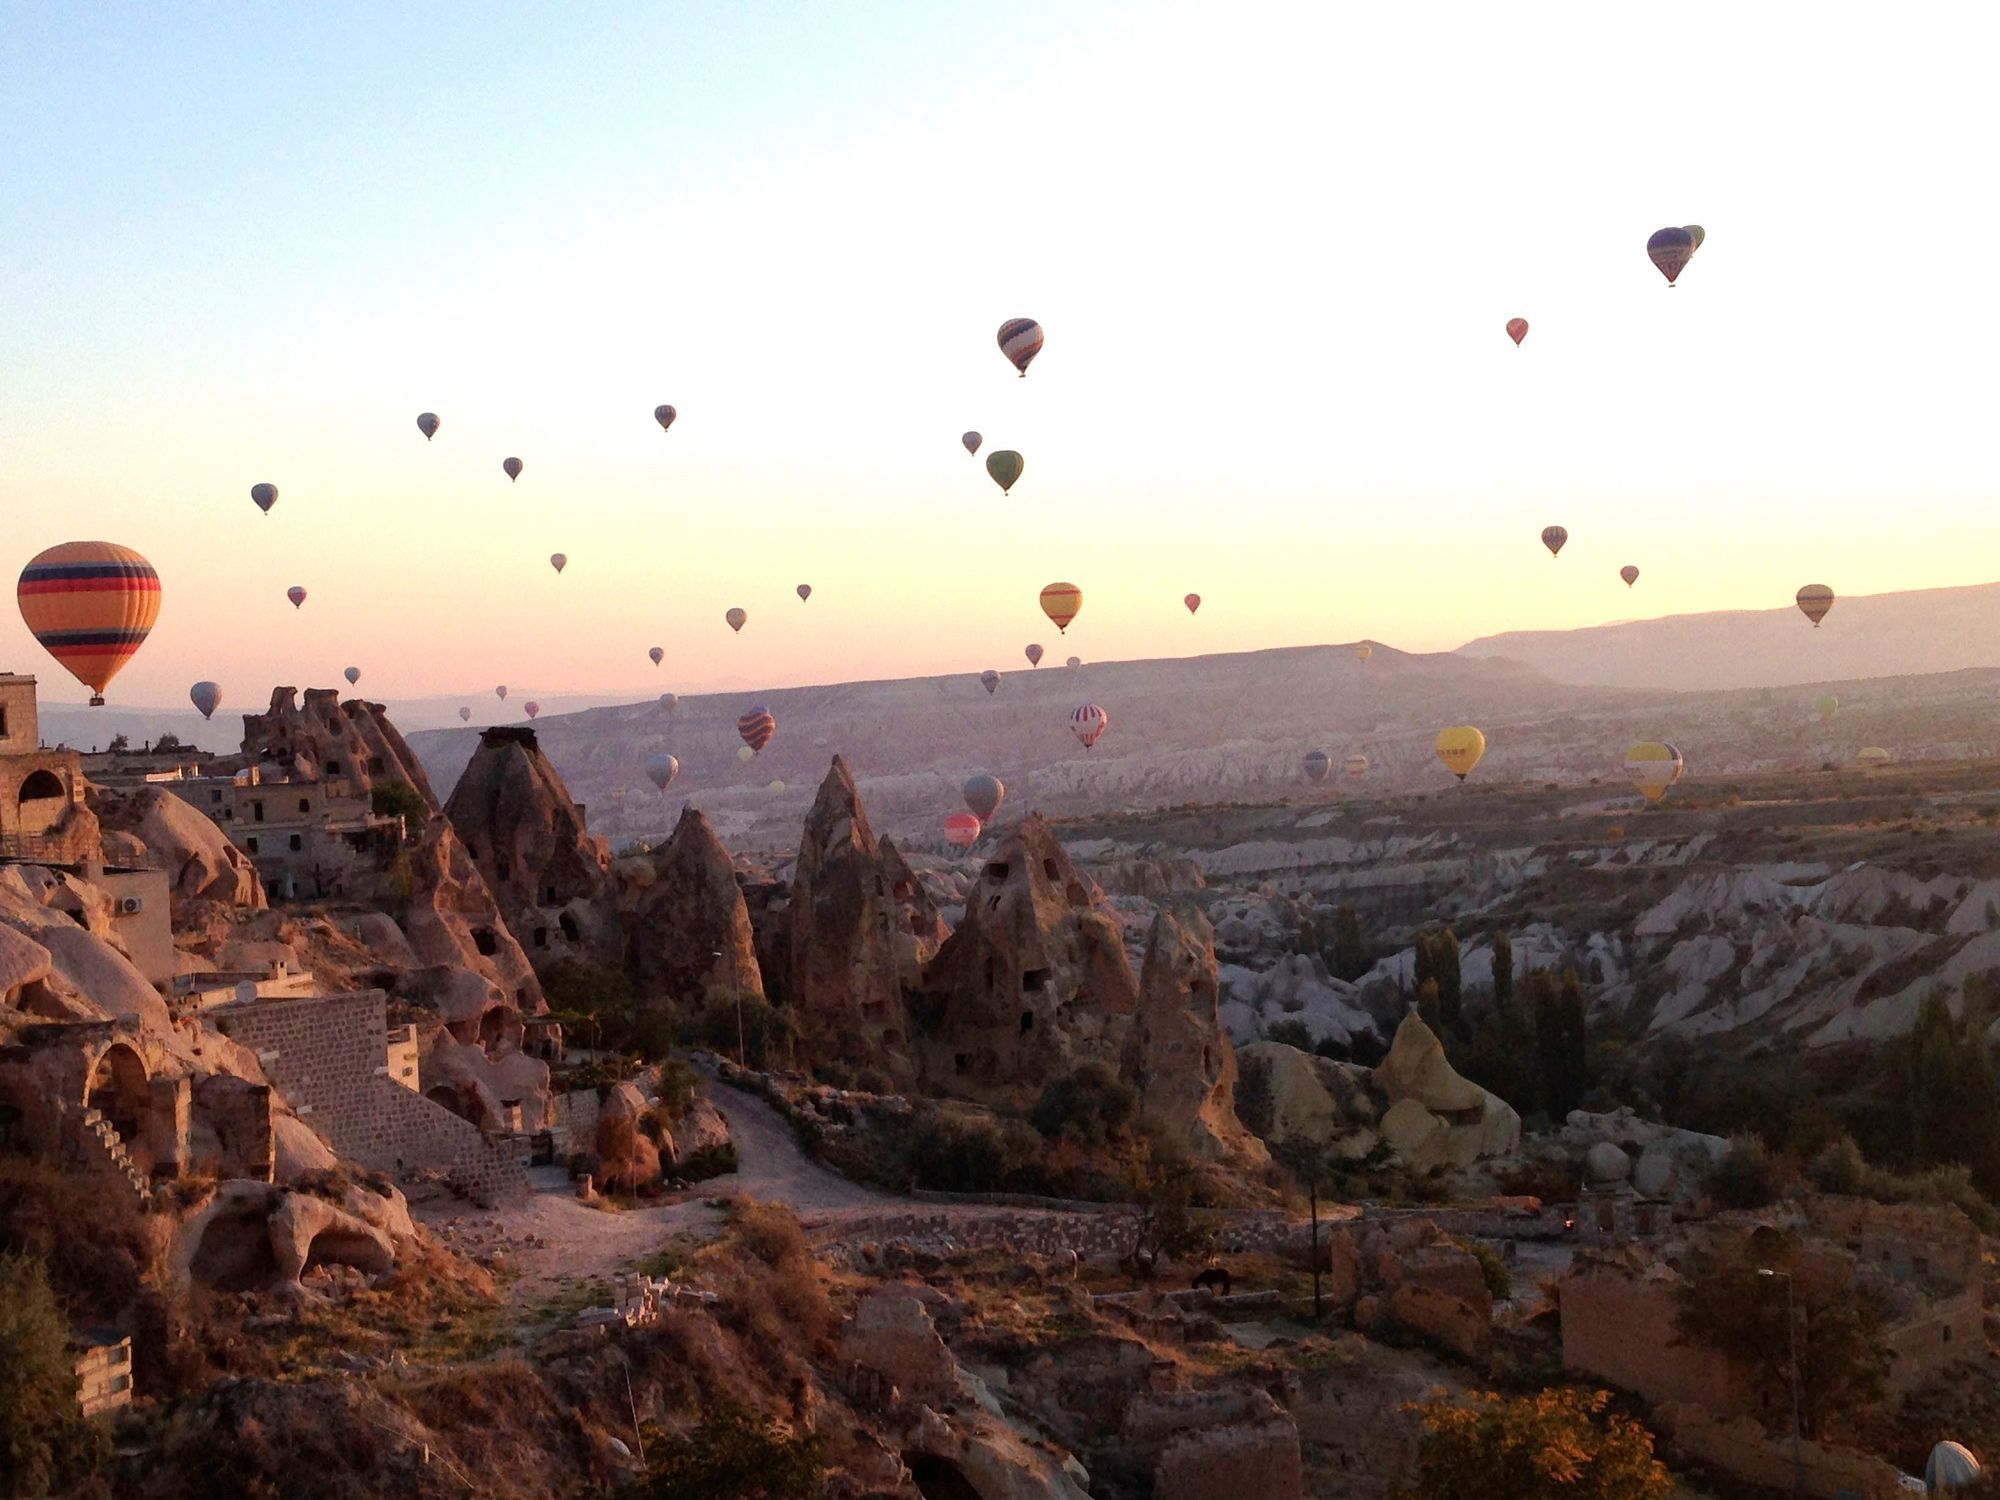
[1758,1267,1803,1500]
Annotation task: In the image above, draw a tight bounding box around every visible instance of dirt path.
[414,1082,895,1310]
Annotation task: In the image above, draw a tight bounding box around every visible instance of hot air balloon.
[1066,655,1081,669]
[525,702,541,719]
[1184,593,1201,615]
[495,685,508,700]
[738,706,776,754]
[189,681,222,720]
[1344,754,1369,779]
[1070,703,1108,750]
[1796,584,1834,627]
[645,752,681,791]
[251,483,278,515]
[1925,1442,1981,1492]
[654,404,676,432]
[737,745,754,764]
[1025,643,1044,667]
[647,646,664,667]
[963,774,1004,820]
[796,584,811,602]
[1625,741,1685,804]
[1541,526,1568,558]
[986,450,1024,494]
[1302,750,1331,785]
[961,432,982,456]
[1434,726,1486,781]
[726,607,747,633]
[945,812,983,848]
[550,553,567,574]
[1506,318,1529,346]
[1815,693,1840,721]
[1354,644,1373,663]
[287,586,307,609]
[417,413,440,441]
[1857,746,1890,766]
[458,706,471,722]
[17,542,162,706]
[1647,226,1695,286]
[344,666,360,686]
[1683,225,1706,254]
[658,692,677,711]
[767,781,785,794]
[997,317,1043,376]
[980,669,1001,696]
[1621,565,1640,587]
[503,457,522,481]
[1040,582,1082,633]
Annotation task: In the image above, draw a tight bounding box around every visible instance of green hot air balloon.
[986,450,1024,495]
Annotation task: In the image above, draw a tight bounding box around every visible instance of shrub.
[626,1404,823,1500]
[1264,1018,1314,1051]
[1703,1135,1791,1210]
[675,1142,738,1182]
[1030,1062,1139,1147]
[1393,1388,1671,1500]
[1470,1241,1512,1301]
[369,778,430,827]
[0,1253,108,1498]
[912,1108,1045,1193]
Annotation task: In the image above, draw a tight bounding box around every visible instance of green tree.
[1129,1148,1218,1269]
[1434,928,1463,1034]
[370,778,431,828]
[153,731,184,752]
[626,1405,823,1500]
[1414,932,1436,999]
[1491,929,1514,1017]
[1894,990,2000,1195]
[1673,1238,1889,1439]
[1031,1061,1139,1147]
[1329,905,1372,982]
[0,1253,108,1499]
[1416,978,1443,1034]
[1393,1388,1672,1500]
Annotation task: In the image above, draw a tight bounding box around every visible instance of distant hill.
[1456,581,2000,691]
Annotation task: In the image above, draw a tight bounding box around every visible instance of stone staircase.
[73,1107,153,1211]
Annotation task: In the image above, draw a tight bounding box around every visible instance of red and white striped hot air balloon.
[997,318,1043,376]
[738,706,776,754]
[1070,703,1108,750]
[945,812,982,848]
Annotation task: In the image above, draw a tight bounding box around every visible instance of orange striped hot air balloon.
[17,542,161,705]
[1040,582,1082,633]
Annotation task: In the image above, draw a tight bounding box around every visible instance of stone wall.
[1884,1292,1982,1392]
[213,990,528,1203]
[1655,1403,1907,1500]
[549,1086,604,1157]
[1561,1258,1749,1413]
[72,1335,133,1419]
[812,1207,1317,1264]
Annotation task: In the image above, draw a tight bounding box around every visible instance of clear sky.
[3,1,1997,711]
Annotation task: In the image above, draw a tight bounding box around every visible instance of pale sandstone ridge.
[1125,906,1265,1163]
[443,726,617,967]
[786,757,946,1086]
[913,814,1139,1107]
[402,819,544,1021]
[624,807,765,1006]
[94,785,266,908]
[245,687,439,808]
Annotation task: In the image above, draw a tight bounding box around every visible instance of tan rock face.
[96,786,266,908]
[1124,908,1264,1163]
[593,1082,662,1193]
[442,728,616,967]
[402,820,544,1023]
[913,814,1139,1107]
[1372,1010,1489,1113]
[243,687,438,808]
[626,808,764,1007]
[840,1286,960,1406]
[785,758,945,1086]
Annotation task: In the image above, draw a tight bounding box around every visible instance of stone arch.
[86,1042,149,1145]
[17,768,68,835]
[188,1197,280,1291]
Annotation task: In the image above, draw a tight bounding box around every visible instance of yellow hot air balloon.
[1434,726,1486,781]
[1353,643,1373,663]
[1857,746,1890,766]
[1624,741,1685,804]
[17,542,162,705]
[1039,582,1082,633]
[1814,693,1839,721]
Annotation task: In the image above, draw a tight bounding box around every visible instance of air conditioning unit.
[116,896,145,915]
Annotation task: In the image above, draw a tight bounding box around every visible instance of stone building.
[160,764,404,900]
[0,673,98,864]
[71,1329,133,1418]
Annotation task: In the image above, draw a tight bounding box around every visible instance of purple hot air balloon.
[1647,226,1695,286]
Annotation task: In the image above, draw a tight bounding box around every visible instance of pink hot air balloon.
[1506,318,1528,346]
[1025,643,1044,668]
[1070,703,1109,750]
[524,702,541,719]
[1184,593,1201,615]
[286,586,307,609]
[945,812,982,848]
[495,685,508,700]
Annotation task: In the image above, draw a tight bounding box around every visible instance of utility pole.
[1759,1268,1803,1500]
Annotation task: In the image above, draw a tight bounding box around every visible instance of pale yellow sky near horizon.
[4,2,1998,710]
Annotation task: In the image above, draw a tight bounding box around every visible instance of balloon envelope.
[550,553,566,574]
[17,542,162,705]
[1541,526,1568,558]
[1857,746,1890,765]
[649,646,664,666]
[1506,318,1528,345]
[458,706,471,722]
[738,706,776,753]
[726,607,747,633]
[658,693,677,711]
[251,483,278,514]
[945,811,983,848]
[980,669,1001,696]
[645,752,681,791]
[1070,703,1109,750]
[1040,582,1082,633]
[344,666,360,685]
[1796,584,1834,627]
[525,702,540,719]
[1621,565,1640,587]
[1625,741,1685,804]
[1066,655,1080,669]
[1354,644,1373,662]
[287,586,307,609]
[416,413,439,440]
[1815,693,1840,720]
[986,450,1024,494]
[1302,750,1331,785]
[1647,226,1695,285]
[737,745,754,763]
[654,404,676,432]
[961,431,982,456]
[1184,593,1201,615]
[963,774,1005,820]
[1435,726,1486,781]
[495,685,508,700]
[190,681,222,720]
[997,317,1044,376]
[796,584,811,602]
[1025,643,1044,667]
[1344,754,1369,779]
[503,457,522,481]
[1683,224,1706,253]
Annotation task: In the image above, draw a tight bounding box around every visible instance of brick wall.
[214,990,528,1204]
[549,1087,603,1157]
